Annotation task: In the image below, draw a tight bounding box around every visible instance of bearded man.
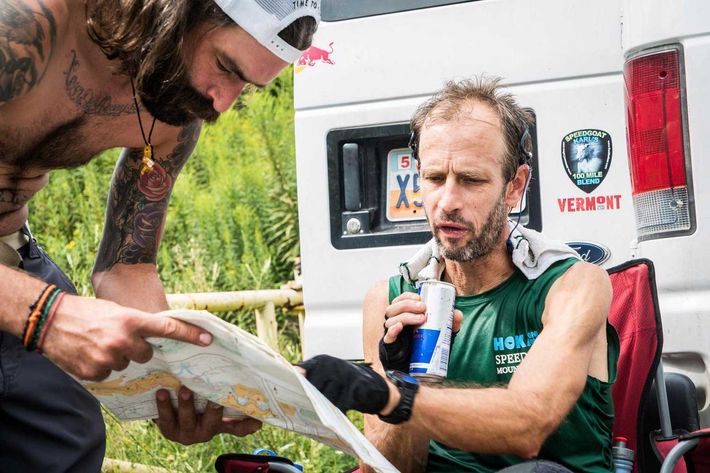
[300,78,619,473]
[0,1,318,471]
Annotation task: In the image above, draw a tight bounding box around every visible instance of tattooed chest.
[0,43,144,168]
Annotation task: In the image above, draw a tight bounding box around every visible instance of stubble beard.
[434,191,509,262]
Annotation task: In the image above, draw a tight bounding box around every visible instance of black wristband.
[377,370,419,424]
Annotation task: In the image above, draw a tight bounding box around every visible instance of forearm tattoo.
[0,0,56,104]
[94,122,202,272]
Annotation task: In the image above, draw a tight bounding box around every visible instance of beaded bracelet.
[27,287,62,352]
[22,284,56,347]
[21,283,52,338]
[37,291,66,354]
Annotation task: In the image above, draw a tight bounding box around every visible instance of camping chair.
[607,259,710,473]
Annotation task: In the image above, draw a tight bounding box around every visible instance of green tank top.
[388,258,619,473]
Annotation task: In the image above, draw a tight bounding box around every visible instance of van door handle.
[342,143,361,211]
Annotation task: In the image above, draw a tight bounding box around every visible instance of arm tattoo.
[0,0,56,104]
[94,122,202,273]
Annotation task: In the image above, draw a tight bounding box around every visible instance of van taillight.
[624,46,693,241]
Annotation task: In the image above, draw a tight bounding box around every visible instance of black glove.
[379,317,460,372]
[299,355,389,414]
[379,324,414,372]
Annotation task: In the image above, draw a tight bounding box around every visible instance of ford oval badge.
[566,241,611,265]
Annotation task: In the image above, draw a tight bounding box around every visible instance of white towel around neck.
[398,222,579,284]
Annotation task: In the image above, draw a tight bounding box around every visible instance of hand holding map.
[82,309,399,473]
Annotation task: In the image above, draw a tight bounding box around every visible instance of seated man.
[301,77,619,473]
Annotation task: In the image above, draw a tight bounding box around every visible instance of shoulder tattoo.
[0,0,56,104]
[94,121,202,272]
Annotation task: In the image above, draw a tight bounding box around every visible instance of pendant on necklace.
[141,145,155,174]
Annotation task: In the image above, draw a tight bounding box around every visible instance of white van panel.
[512,75,635,251]
[622,0,710,53]
[295,0,623,110]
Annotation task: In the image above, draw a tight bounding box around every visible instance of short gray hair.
[410,77,533,182]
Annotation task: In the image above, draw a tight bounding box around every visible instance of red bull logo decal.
[295,42,335,73]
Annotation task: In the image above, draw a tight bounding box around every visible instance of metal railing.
[165,284,304,353]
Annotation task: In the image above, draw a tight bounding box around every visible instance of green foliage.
[103,410,363,473]
[28,69,361,472]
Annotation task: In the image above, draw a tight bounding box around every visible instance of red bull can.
[409,280,456,382]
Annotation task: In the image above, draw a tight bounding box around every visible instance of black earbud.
[518,127,533,165]
[507,126,533,255]
[408,130,418,162]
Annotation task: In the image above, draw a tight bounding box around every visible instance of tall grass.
[29,69,361,472]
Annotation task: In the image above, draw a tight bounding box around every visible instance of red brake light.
[624,47,693,241]
[625,49,685,193]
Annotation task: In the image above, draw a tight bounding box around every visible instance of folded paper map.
[82,309,398,473]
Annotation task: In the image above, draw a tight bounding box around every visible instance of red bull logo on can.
[410,280,455,382]
[295,42,335,73]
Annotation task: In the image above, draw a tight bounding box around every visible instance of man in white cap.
[0,0,319,471]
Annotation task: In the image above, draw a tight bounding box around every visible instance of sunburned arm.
[0,0,57,106]
[361,280,430,473]
[406,262,612,458]
[92,121,202,311]
[0,261,214,381]
[0,263,53,336]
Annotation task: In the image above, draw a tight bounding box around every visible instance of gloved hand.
[379,292,424,372]
[299,355,389,414]
[379,292,464,372]
[379,325,413,372]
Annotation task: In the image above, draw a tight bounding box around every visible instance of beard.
[433,190,509,262]
[138,59,220,127]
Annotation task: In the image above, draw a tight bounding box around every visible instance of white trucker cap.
[213,0,321,63]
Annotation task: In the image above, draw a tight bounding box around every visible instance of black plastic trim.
[322,0,477,22]
[327,116,542,250]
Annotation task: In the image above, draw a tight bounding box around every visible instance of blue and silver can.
[409,280,456,382]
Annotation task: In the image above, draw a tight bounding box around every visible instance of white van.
[293,0,710,425]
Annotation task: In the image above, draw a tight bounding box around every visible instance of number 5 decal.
[400,155,411,170]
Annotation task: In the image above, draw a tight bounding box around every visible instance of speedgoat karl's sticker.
[561,129,612,194]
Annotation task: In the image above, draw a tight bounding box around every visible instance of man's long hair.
[86,0,316,94]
